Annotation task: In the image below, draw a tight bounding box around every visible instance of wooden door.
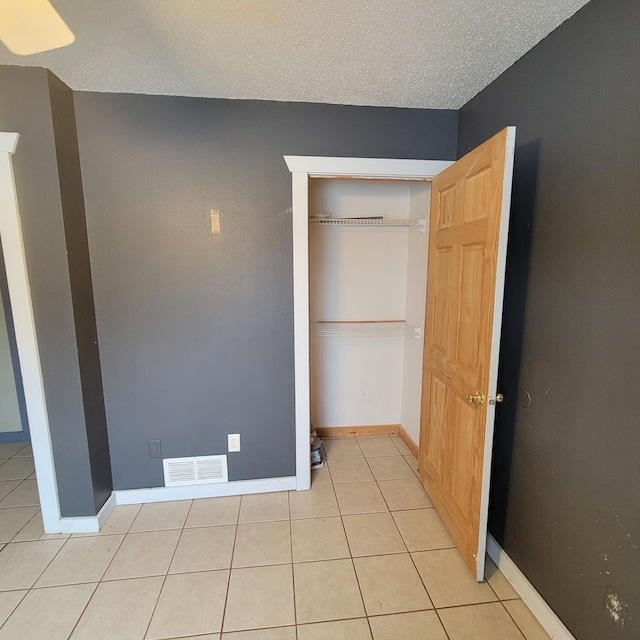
[419,127,515,580]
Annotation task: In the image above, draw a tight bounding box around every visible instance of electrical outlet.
[148,440,162,459]
[228,433,241,452]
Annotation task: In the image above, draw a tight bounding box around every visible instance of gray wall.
[457,0,639,637]
[0,66,112,516]
[73,93,457,490]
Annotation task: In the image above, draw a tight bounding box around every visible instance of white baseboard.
[114,476,297,505]
[487,534,576,640]
[56,492,118,534]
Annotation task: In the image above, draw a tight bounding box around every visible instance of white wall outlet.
[228,433,240,452]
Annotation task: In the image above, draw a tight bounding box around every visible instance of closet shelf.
[311,321,421,339]
[310,217,426,231]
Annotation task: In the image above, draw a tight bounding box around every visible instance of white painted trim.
[285,156,453,496]
[291,171,311,491]
[114,476,296,505]
[58,495,115,535]
[0,133,62,533]
[476,127,517,580]
[487,535,577,640]
[284,156,451,180]
[96,492,117,529]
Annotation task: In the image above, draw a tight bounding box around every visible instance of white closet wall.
[309,178,430,443]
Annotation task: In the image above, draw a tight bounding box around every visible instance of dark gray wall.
[73,93,457,490]
[47,73,113,511]
[0,66,111,516]
[458,1,639,638]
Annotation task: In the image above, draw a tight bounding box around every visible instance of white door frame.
[284,156,453,490]
[0,132,62,531]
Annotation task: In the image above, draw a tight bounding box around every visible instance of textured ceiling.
[0,0,589,109]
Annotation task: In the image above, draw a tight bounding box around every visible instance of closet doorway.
[286,126,516,580]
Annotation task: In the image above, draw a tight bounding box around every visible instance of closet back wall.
[72,93,457,490]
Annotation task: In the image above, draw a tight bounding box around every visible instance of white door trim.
[476,127,517,578]
[284,156,453,491]
[0,132,62,532]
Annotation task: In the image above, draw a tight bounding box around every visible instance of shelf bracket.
[418,218,426,233]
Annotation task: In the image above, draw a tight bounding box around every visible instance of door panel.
[419,127,515,580]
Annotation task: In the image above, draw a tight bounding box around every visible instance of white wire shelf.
[310,217,426,231]
[311,321,421,339]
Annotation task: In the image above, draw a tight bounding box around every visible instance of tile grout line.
[287,489,299,640]
[218,493,242,635]
[140,500,194,640]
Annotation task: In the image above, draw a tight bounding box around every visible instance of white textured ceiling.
[0,0,589,109]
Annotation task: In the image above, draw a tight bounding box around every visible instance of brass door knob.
[465,391,485,405]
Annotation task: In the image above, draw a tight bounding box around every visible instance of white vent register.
[163,455,228,486]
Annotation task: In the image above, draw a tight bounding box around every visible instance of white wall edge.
[114,476,296,505]
[0,133,62,533]
[487,534,577,640]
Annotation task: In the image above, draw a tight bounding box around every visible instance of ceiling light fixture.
[0,0,74,56]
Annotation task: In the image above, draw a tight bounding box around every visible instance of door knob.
[489,393,504,405]
[465,391,485,405]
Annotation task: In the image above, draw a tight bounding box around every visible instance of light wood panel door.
[419,127,515,580]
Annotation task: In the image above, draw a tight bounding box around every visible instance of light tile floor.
[0,437,552,639]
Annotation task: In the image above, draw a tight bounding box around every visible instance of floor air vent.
[163,455,228,486]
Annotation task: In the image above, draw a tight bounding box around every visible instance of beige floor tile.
[357,437,400,458]
[404,455,419,476]
[328,458,374,483]
[129,500,192,532]
[0,582,95,640]
[392,509,455,551]
[0,479,39,508]
[412,548,497,607]
[35,535,124,587]
[12,512,44,542]
[239,492,289,523]
[323,439,363,460]
[311,465,332,486]
[334,482,388,515]
[170,636,220,640]
[369,610,449,640]
[439,602,526,640]
[0,538,65,590]
[0,443,27,458]
[354,554,432,616]
[294,558,365,624]
[366,457,414,481]
[170,525,236,573]
[70,576,163,640]
[0,506,39,542]
[0,457,34,481]
[103,529,181,580]
[0,480,20,502]
[233,520,291,568]
[504,600,552,640]
[147,570,229,639]
[291,517,350,563]
[224,564,295,632]
[98,504,142,535]
[298,618,372,640]
[343,512,406,557]
[377,479,432,510]
[12,444,33,458]
[0,590,26,626]
[289,484,339,520]
[389,435,413,456]
[186,496,241,527]
[223,628,295,639]
[485,556,519,600]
